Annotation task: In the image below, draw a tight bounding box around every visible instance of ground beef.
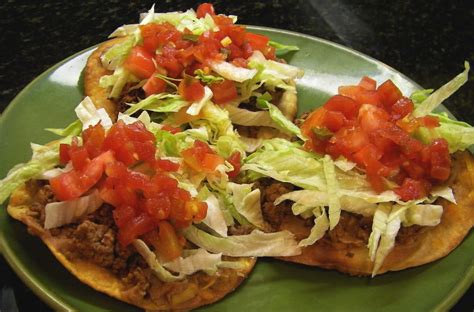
[25,180,56,223]
[122,266,151,301]
[326,212,372,247]
[294,111,309,128]
[118,87,145,113]
[254,178,294,229]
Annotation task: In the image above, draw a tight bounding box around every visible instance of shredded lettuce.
[208,60,257,82]
[125,93,188,115]
[133,239,184,282]
[184,225,301,257]
[186,86,213,116]
[163,248,222,275]
[227,183,266,229]
[322,155,341,229]
[44,189,103,229]
[242,138,328,190]
[268,40,300,56]
[416,112,474,152]
[367,203,391,262]
[413,62,469,117]
[0,141,62,204]
[100,36,135,70]
[215,135,246,159]
[201,192,228,237]
[194,69,224,85]
[225,104,278,128]
[45,119,82,137]
[256,93,302,137]
[75,97,113,130]
[299,208,329,247]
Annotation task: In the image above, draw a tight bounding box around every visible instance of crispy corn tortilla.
[7,184,255,311]
[273,152,474,276]
[84,38,123,120]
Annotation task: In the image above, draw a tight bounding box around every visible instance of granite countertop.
[0,1,472,311]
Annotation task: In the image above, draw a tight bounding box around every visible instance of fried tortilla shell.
[84,38,125,120]
[270,152,474,276]
[7,183,256,310]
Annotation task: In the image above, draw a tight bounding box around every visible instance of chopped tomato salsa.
[301,77,450,200]
[50,121,209,258]
[129,3,277,102]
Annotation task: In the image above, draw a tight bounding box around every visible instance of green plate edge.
[0,26,471,311]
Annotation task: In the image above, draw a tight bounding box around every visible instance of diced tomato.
[123,46,156,79]
[241,42,254,59]
[429,139,451,181]
[224,25,246,46]
[82,123,106,158]
[323,95,360,120]
[301,76,450,199]
[322,110,347,132]
[209,79,238,104]
[185,199,208,222]
[68,144,90,171]
[178,76,205,101]
[154,159,180,172]
[377,80,403,109]
[395,178,430,201]
[118,212,155,246]
[154,221,183,261]
[422,115,440,128]
[339,85,381,106]
[196,3,215,18]
[245,32,269,52]
[155,54,183,78]
[227,151,241,178]
[390,97,414,121]
[212,15,234,27]
[143,75,167,97]
[201,153,225,171]
[300,108,327,138]
[59,144,70,165]
[144,197,171,222]
[113,205,136,228]
[50,170,85,201]
[358,76,377,91]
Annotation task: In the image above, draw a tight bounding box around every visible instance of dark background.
[0,0,472,311]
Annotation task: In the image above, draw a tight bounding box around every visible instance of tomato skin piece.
[82,123,106,158]
[201,153,225,172]
[50,171,85,201]
[322,110,347,132]
[209,79,238,104]
[59,144,70,165]
[324,95,360,120]
[390,97,414,121]
[358,76,377,91]
[429,138,451,181]
[338,86,381,106]
[245,32,269,52]
[377,80,403,109]
[143,75,167,97]
[123,46,156,79]
[300,108,328,137]
[156,221,183,261]
[227,151,241,178]
[395,178,430,201]
[196,3,215,18]
[154,159,180,172]
[178,77,205,102]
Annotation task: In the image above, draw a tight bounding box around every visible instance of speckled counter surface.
[0,1,472,311]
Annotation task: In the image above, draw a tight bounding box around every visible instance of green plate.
[0,26,472,311]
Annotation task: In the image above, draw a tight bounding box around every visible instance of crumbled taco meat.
[254,178,295,229]
[25,180,56,224]
[118,86,145,113]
